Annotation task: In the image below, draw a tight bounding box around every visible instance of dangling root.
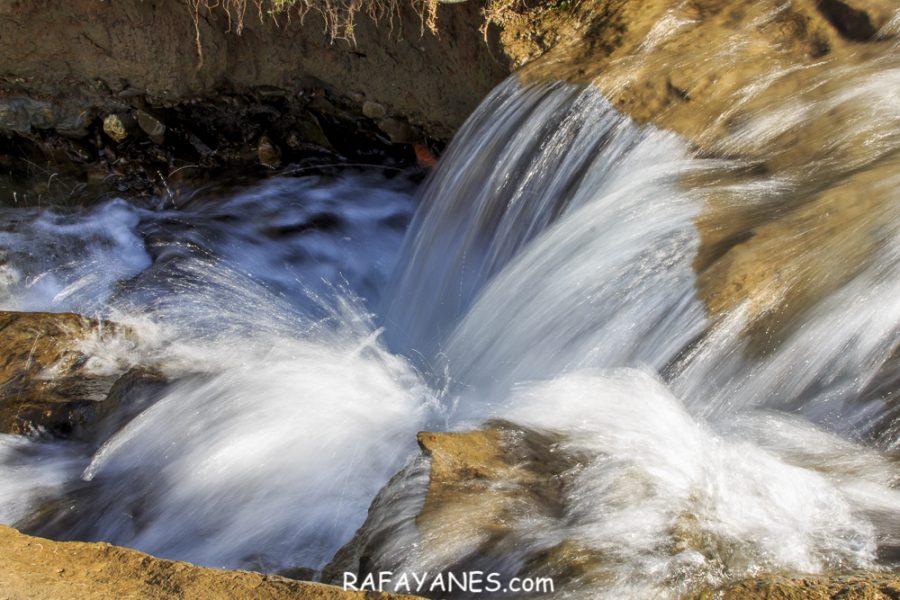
[185,0,440,67]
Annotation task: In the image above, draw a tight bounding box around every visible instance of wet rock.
[688,573,900,599]
[0,525,419,600]
[102,112,136,143]
[362,101,387,120]
[413,144,438,168]
[186,131,214,157]
[323,457,432,585]
[308,96,337,115]
[28,103,57,130]
[134,109,166,144]
[507,0,895,157]
[413,426,581,568]
[56,107,94,138]
[331,424,900,596]
[326,423,587,585]
[117,86,147,99]
[92,367,169,441]
[697,158,899,342]
[0,311,136,439]
[257,134,282,168]
[495,0,899,345]
[255,85,287,98]
[0,97,56,134]
[0,98,31,133]
[294,111,332,149]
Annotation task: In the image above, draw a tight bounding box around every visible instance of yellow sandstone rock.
[0,525,420,600]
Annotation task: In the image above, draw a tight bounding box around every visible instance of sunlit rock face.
[499,0,900,336]
[327,371,900,598]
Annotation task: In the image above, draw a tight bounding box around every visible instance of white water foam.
[0,65,896,599]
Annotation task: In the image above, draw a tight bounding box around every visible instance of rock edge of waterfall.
[0,525,423,600]
[326,425,900,599]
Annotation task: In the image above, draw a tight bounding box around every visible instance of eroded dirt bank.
[0,0,505,140]
[0,0,509,199]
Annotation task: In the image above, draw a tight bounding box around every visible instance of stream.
[1,54,899,599]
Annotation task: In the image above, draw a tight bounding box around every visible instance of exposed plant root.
[184,0,440,67]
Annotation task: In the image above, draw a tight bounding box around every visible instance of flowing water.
[1,30,900,600]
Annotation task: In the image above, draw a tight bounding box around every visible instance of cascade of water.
[384,69,900,441]
[382,81,674,361]
[364,60,900,594]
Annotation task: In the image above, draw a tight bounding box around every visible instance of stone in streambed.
[329,424,900,596]
[102,112,136,143]
[56,107,94,139]
[0,97,93,138]
[0,98,34,134]
[325,423,592,586]
[257,134,282,168]
[91,367,168,440]
[377,118,421,145]
[362,101,387,119]
[293,111,332,149]
[0,97,55,134]
[134,109,166,144]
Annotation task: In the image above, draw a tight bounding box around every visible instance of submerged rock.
[0,525,419,600]
[134,109,166,144]
[257,134,282,168]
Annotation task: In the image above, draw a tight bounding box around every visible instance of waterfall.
[368,62,899,595]
[385,70,900,445]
